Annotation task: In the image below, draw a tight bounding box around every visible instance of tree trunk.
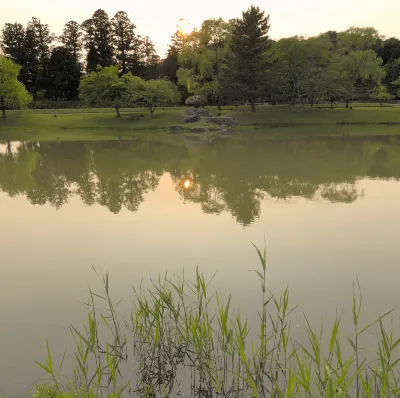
[345,100,349,109]
[115,104,121,118]
[150,109,154,119]
[331,100,334,109]
[0,96,5,118]
[380,102,383,109]
[250,97,256,113]
[310,96,314,107]
[218,97,221,112]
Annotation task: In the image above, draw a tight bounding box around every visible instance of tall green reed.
[34,245,400,398]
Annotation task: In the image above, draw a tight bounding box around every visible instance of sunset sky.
[1,0,399,57]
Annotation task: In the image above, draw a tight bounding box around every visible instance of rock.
[182,114,200,123]
[168,126,183,134]
[185,95,207,108]
[191,127,209,134]
[218,125,228,133]
[221,116,237,126]
[208,116,237,126]
[185,107,210,117]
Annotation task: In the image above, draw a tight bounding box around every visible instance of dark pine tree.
[82,9,114,72]
[111,11,136,75]
[219,5,271,112]
[0,23,26,66]
[46,46,82,100]
[59,21,83,60]
[161,29,184,83]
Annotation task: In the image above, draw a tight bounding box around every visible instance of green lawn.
[1,105,400,142]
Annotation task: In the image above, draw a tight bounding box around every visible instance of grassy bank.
[1,105,400,142]
[26,244,400,398]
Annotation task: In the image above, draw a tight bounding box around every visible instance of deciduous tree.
[0,57,32,117]
[79,66,126,117]
[126,78,181,118]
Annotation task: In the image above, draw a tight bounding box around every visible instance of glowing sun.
[178,18,192,35]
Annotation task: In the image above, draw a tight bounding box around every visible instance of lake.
[1,134,400,396]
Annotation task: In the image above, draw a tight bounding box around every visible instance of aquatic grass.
[34,244,400,398]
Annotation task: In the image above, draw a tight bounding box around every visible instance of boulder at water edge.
[182,114,201,123]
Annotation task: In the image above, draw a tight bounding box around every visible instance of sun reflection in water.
[184,179,193,189]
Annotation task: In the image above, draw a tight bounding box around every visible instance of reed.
[34,245,400,398]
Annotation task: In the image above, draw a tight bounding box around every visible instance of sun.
[178,18,192,35]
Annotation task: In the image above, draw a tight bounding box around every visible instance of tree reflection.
[0,136,399,226]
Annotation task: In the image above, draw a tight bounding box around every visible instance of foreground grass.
[27,244,400,398]
[1,105,400,142]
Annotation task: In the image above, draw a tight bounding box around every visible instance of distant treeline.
[1,6,400,108]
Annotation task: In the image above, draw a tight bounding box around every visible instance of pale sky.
[2,0,399,57]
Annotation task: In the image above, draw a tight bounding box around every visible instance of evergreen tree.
[82,9,114,72]
[140,36,160,79]
[0,23,26,66]
[21,22,40,95]
[161,29,185,83]
[29,18,54,94]
[46,46,82,100]
[59,21,83,59]
[219,5,271,112]
[111,11,136,75]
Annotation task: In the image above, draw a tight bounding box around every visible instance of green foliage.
[81,9,114,73]
[46,47,82,101]
[126,78,182,118]
[79,66,127,116]
[374,85,392,106]
[0,56,32,117]
[177,18,233,104]
[59,21,83,59]
[219,6,271,111]
[111,11,136,75]
[269,36,332,109]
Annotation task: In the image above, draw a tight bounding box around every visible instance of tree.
[177,18,233,109]
[82,9,114,72]
[139,36,160,79]
[219,6,271,112]
[338,50,385,106]
[377,37,400,65]
[126,78,181,118]
[269,36,332,109]
[337,27,382,53]
[374,84,391,107]
[28,18,54,94]
[46,47,82,100]
[79,65,127,117]
[0,57,32,117]
[161,29,185,83]
[0,23,26,66]
[111,11,136,75]
[59,21,83,59]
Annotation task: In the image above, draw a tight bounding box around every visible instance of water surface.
[1,135,400,395]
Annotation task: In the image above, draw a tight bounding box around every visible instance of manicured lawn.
[1,105,400,142]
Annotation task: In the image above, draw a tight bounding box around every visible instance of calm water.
[1,135,400,395]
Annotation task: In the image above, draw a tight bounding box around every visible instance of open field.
[1,105,400,141]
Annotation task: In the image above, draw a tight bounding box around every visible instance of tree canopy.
[0,56,32,117]
[1,5,399,110]
[79,66,181,118]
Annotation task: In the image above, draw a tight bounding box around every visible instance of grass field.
[1,104,400,142]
